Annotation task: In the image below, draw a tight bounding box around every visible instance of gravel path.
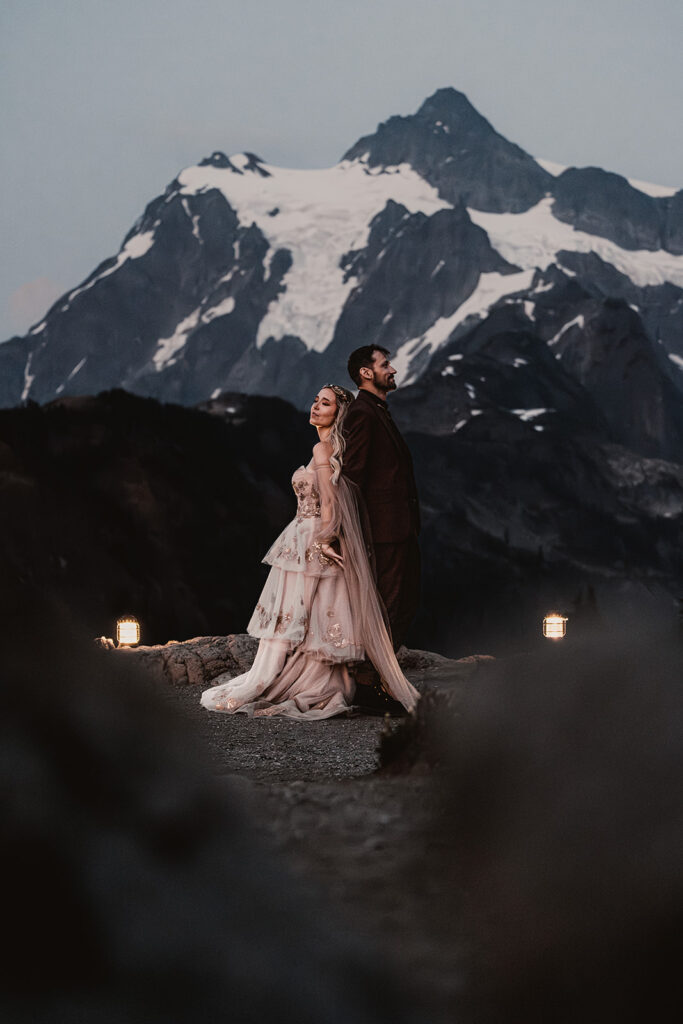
[164,680,467,1023]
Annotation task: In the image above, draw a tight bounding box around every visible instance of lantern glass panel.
[117,617,140,646]
[543,614,567,639]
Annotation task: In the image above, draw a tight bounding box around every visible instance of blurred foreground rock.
[439,635,683,1022]
[2,613,422,1024]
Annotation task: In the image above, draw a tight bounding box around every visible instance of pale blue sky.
[2,0,682,340]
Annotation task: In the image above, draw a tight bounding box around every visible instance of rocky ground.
[122,629,683,1023]
[144,637,482,1023]
[5,603,678,1023]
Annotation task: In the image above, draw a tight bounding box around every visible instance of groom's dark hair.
[347,345,390,388]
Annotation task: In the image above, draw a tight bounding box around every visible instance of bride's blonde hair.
[321,384,354,484]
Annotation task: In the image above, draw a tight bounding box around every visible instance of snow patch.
[549,314,585,346]
[669,353,683,370]
[67,356,86,381]
[64,230,156,309]
[391,269,535,386]
[627,176,678,198]
[535,157,566,177]
[153,310,201,370]
[21,351,34,402]
[511,408,552,421]
[153,293,238,369]
[441,365,456,377]
[122,231,155,260]
[468,198,683,289]
[532,279,554,294]
[181,198,202,241]
[177,158,451,353]
[230,154,251,172]
[203,296,235,322]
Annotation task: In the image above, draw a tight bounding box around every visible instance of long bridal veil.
[326,473,419,714]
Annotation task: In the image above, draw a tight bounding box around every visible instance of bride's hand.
[321,543,343,568]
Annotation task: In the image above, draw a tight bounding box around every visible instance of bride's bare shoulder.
[312,439,333,462]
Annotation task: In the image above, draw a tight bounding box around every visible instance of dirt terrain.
[164,670,469,1024]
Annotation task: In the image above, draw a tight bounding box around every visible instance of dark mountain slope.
[1,391,681,657]
[0,390,311,643]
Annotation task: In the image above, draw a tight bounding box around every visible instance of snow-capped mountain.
[2,87,683,460]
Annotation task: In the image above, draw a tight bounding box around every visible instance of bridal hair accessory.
[323,384,352,403]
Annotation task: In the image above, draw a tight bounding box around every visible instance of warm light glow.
[116,616,140,647]
[543,613,567,639]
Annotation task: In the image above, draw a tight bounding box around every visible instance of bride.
[200,384,420,720]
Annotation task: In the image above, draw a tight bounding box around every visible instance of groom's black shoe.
[354,682,407,717]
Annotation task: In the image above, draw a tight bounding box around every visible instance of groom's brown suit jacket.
[341,388,420,544]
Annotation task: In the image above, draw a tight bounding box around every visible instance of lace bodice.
[292,466,321,521]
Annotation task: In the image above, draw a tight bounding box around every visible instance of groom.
[342,345,421,714]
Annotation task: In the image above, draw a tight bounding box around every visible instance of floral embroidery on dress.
[215,697,240,711]
[274,611,293,634]
[271,541,300,563]
[254,705,283,717]
[324,622,347,648]
[305,540,333,566]
[294,479,321,521]
[254,603,271,628]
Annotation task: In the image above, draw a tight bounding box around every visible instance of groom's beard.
[373,371,397,394]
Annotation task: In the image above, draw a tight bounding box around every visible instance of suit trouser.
[373,534,421,652]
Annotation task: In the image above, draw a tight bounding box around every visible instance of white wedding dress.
[200,453,419,720]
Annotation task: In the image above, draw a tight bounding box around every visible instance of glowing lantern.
[543,613,567,639]
[116,616,140,647]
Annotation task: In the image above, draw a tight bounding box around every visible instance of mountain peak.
[199,151,233,169]
[197,151,270,177]
[416,87,494,135]
[342,86,552,214]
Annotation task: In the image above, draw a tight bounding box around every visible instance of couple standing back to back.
[200,345,421,719]
[342,345,421,713]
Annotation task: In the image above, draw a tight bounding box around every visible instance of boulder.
[120,633,259,687]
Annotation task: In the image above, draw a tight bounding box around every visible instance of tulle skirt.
[199,637,355,719]
[200,532,363,719]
